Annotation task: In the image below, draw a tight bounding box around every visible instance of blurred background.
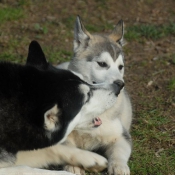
[0,0,174,174]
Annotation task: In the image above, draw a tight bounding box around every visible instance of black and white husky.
[0,41,122,173]
[57,17,132,175]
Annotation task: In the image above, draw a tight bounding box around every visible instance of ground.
[0,0,175,175]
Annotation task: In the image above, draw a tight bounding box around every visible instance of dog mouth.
[75,117,102,131]
[93,117,102,127]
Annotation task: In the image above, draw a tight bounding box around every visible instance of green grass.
[168,78,175,91]
[62,16,75,28]
[34,23,48,34]
[130,145,175,175]
[0,52,25,63]
[130,109,175,175]
[0,53,16,61]
[86,22,113,33]
[43,47,72,63]
[0,37,30,63]
[125,23,175,41]
[0,7,24,22]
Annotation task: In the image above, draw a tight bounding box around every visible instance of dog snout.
[112,80,125,96]
[113,80,125,89]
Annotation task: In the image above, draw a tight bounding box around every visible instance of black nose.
[113,80,125,89]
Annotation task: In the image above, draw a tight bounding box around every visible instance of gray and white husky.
[57,16,132,175]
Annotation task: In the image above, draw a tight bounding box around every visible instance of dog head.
[69,16,125,91]
[26,41,119,143]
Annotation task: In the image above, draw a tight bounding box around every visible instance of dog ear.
[44,104,62,132]
[74,16,92,52]
[26,40,48,69]
[109,20,124,46]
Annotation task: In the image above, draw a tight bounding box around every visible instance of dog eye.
[119,65,124,70]
[97,62,108,68]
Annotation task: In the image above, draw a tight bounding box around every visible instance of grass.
[0,52,26,64]
[130,146,175,175]
[62,16,75,28]
[125,23,175,41]
[43,47,72,64]
[34,23,49,34]
[0,1,175,175]
[0,7,24,22]
[130,108,175,174]
[0,52,18,62]
[0,45,72,64]
[168,78,175,91]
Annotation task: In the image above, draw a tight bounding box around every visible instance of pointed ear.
[74,16,91,52]
[109,20,124,46]
[44,104,62,132]
[26,40,48,69]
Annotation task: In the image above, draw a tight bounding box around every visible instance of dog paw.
[64,165,85,175]
[108,161,130,175]
[74,150,108,172]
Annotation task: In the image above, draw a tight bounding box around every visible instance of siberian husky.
[57,16,133,175]
[0,41,121,173]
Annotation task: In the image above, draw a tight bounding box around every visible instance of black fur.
[0,42,88,155]
[26,40,58,72]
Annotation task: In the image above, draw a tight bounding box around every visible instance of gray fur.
[73,35,123,61]
[0,149,16,164]
[123,128,132,146]
[84,36,122,62]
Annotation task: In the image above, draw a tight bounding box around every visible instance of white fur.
[76,88,117,130]
[91,52,124,84]
[14,144,108,172]
[59,83,117,143]
[0,166,75,175]
[57,61,69,70]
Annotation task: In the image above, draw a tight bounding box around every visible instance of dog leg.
[15,144,107,172]
[64,165,85,175]
[106,135,131,175]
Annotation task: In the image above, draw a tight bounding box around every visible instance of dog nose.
[113,80,125,89]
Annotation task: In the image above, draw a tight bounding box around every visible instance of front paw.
[73,150,108,172]
[64,165,85,175]
[108,161,130,175]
